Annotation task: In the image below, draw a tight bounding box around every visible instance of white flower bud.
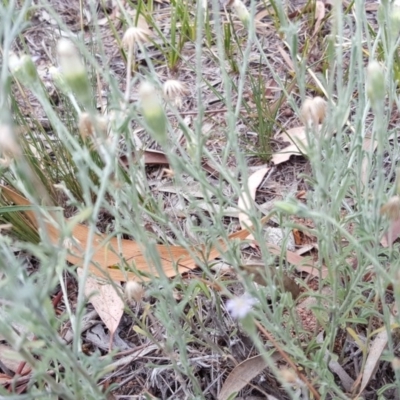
[367,61,385,107]
[139,81,167,145]
[232,0,250,28]
[300,96,327,127]
[391,4,400,37]
[8,53,38,87]
[57,39,91,106]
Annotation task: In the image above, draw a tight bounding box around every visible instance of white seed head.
[381,196,400,220]
[163,80,188,108]
[125,281,144,303]
[300,96,327,127]
[0,124,20,159]
[78,113,94,139]
[78,113,109,140]
[122,27,151,48]
[278,368,304,387]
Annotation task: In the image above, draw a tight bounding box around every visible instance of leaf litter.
[4,0,399,397]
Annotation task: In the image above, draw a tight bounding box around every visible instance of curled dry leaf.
[238,166,271,230]
[313,1,326,36]
[356,313,396,395]
[271,126,310,165]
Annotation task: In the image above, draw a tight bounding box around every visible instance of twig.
[166,107,247,117]
[255,320,321,400]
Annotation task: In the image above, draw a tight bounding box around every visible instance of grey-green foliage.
[2,0,400,398]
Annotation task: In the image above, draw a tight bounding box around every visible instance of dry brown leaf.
[1,186,324,283]
[119,149,169,166]
[238,167,271,230]
[77,269,124,335]
[267,242,328,278]
[271,126,309,165]
[0,344,25,373]
[240,262,301,299]
[381,218,400,247]
[277,46,294,71]
[313,1,326,36]
[120,151,219,177]
[356,315,395,395]
[0,374,11,384]
[0,186,250,282]
[218,355,268,400]
[295,244,315,255]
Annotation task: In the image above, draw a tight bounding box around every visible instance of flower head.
[125,281,144,303]
[56,39,91,106]
[49,66,70,93]
[300,96,327,128]
[78,113,108,139]
[123,26,151,48]
[381,196,400,220]
[163,79,188,108]
[8,53,38,87]
[226,293,257,319]
[231,0,250,28]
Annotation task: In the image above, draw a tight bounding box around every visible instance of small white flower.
[226,294,257,319]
